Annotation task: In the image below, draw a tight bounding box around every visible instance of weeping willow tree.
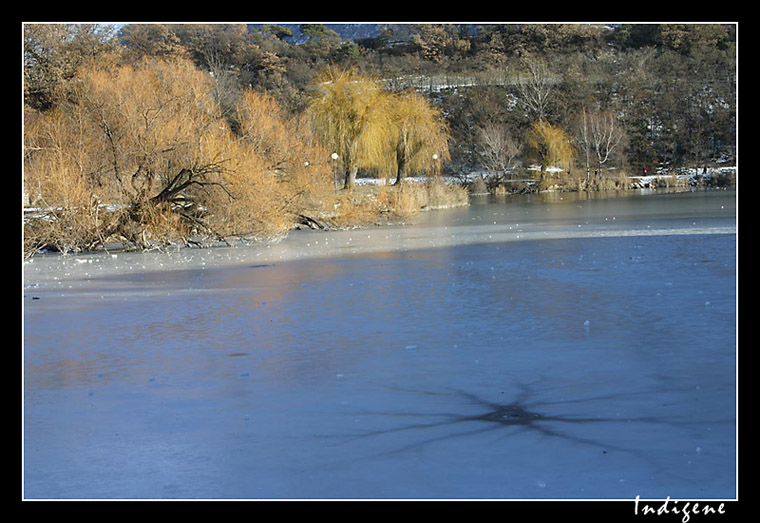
[526,120,577,180]
[388,90,451,186]
[306,66,392,189]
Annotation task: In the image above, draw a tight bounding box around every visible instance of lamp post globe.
[331,153,340,190]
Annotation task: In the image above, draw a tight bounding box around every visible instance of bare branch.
[515,57,555,121]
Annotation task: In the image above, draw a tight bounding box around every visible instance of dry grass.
[23,201,115,256]
[327,180,469,228]
[485,170,631,195]
[23,121,120,255]
[563,170,630,191]
[421,179,470,209]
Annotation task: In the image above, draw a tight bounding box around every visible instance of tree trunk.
[343,165,358,189]
[394,154,407,186]
[585,151,591,181]
[393,135,408,186]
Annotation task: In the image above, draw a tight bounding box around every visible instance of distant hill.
[247,23,433,44]
[248,23,621,45]
[248,23,377,43]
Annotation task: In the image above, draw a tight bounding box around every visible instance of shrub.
[23,57,336,254]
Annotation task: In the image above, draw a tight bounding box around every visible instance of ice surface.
[23,189,737,500]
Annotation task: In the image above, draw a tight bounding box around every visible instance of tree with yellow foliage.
[526,120,577,179]
[306,66,393,189]
[388,90,451,186]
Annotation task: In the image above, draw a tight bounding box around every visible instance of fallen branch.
[296,213,332,230]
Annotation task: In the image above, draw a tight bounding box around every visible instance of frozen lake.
[23,189,737,500]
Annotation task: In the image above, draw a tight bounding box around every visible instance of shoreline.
[23,178,736,259]
[23,187,737,292]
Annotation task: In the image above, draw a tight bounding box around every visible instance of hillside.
[247,23,383,43]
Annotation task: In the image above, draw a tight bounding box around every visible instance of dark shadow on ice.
[324,379,729,481]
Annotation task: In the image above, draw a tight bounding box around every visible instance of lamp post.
[432,153,440,180]
[331,152,339,190]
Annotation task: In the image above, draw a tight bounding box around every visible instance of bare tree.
[515,56,555,121]
[476,121,522,176]
[575,107,626,179]
[575,109,594,180]
[203,47,241,121]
